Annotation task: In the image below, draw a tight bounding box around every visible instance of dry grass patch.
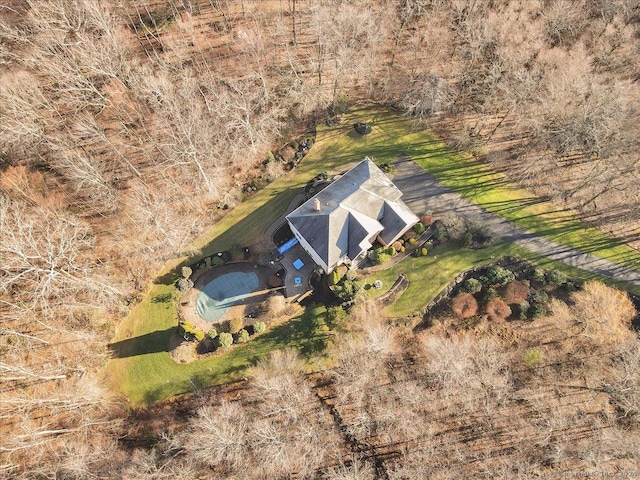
[571,281,636,344]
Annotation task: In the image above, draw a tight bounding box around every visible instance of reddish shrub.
[504,280,529,304]
[486,298,512,322]
[420,214,434,226]
[452,293,479,319]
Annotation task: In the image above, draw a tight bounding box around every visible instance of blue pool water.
[195,271,260,322]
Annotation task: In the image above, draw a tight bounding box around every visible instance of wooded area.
[1,0,638,477]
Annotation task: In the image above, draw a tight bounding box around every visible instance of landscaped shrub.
[387,246,397,256]
[408,237,416,245]
[452,293,479,319]
[504,280,530,304]
[207,327,218,339]
[403,230,416,241]
[485,265,516,287]
[181,266,192,279]
[528,290,549,318]
[522,349,543,368]
[346,269,357,281]
[486,297,512,322]
[433,226,446,242]
[414,223,426,235]
[334,279,360,301]
[176,277,194,292]
[236,329,250,343]
[544,269,566,286]
[442,215,465,240]
[518,300,530,320]
[462,278,483,294]
[483,287,499,301]
[180,321,205,342]
[420,214,434,226]
[467,221,493,246]
[529,303,546,318]
[392,241,403,251]
[420,247,428,256]
[531,290,549,305]
[218,332,233,348]
[532,267,547,285]
[253,321,266,334]
[328,269,341,286]
[229,318,244,334]
[375,251,392,265]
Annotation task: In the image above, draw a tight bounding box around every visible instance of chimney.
[313,198,321,212]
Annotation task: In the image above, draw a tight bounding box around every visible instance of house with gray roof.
[286,158,419,274]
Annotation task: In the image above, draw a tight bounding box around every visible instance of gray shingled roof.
[287,158,419,272]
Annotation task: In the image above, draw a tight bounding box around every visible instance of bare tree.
[182,401,248,470]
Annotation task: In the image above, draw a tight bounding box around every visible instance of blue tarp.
[278,236,299,254]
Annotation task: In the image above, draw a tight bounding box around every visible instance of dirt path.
[392,156,640,287]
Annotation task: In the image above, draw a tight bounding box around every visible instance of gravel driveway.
[392,155,640,287]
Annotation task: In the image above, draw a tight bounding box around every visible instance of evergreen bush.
[218,332,233,348]
[462,278,483,294]
[485,265,515,287]
[237,329,250,343]
[544,269,566,286]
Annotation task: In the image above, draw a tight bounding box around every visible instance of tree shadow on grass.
[153,187,299,286]
[108,327,175,358]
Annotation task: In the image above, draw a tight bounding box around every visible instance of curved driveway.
[392,156,640,287]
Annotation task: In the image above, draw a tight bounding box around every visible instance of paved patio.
[278,242,315,300]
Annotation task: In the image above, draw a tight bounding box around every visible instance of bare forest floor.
[120,295,639,479]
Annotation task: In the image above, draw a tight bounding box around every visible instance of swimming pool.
[195,271,260,322]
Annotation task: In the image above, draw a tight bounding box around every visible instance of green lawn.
[363,241,639,318]
[108,104,639,406]
[109,302,332,406]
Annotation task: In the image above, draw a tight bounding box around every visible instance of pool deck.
[180,263,282,332]
[277,243,315,300]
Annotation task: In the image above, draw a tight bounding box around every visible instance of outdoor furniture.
[293,258,304,270]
